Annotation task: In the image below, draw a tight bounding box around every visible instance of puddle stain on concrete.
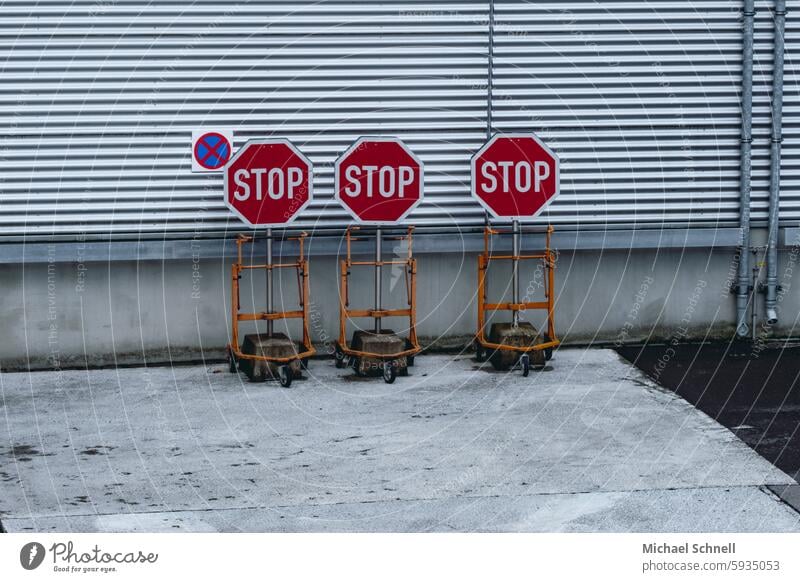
[2,444,56,462]
[80,446,116,456]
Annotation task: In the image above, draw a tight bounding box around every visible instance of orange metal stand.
[227,233,316,374]
[476,225,560,365]
[335,226,421,381]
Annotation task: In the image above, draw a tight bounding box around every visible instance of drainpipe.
[765,0,787,325]
[736,0,756,337]
[487,0,494,141]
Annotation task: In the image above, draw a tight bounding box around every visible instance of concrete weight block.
[350,329,409,377]
[487,322,546,371]
[237,333,304,382]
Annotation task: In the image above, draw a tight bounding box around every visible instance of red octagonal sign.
[224,139,313,228]
[335,137,424,224]
[471,133,560,220]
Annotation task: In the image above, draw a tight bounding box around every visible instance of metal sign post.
[266,228,273,337]
[512,219,520,328]
[374,227,382,333]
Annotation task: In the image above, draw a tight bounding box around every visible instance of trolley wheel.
[227,348,238,373]
[278,365,293,388]
[520,354,530,377]
[475,343,486,363]
[334,345,346,368]
[543,335,554,361]
[383,361,397,384]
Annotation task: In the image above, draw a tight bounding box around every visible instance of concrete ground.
[0,349,798,533]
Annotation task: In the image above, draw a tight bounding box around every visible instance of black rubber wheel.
[383,361,397,384]
[520,354,530,377]
[475,344,486,362]
[334,345,346,368]
[543,335,554,361]
[227,348,237,373]
[278,365,293,388]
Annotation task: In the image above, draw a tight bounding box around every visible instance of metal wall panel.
[777,0,800,223]
[493,0,798,227]
[494,0,748,227]
[0,0,797,238]
[752,0,778,225]
[0,1,490,237]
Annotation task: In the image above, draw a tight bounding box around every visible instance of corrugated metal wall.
[772,0,800,223]
[494,0,792,227]
[0,0,796,238]
[0,1,490,236]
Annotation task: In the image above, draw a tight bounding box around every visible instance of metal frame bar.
[228,233,315,365]
[475,225,560,354]
[337,226,421,361]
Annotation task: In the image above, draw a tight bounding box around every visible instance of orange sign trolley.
[227,232,316,387]
[334,226,421,384]
[475,224,560,376]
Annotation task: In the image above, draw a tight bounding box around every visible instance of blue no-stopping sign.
[191,129,234,172]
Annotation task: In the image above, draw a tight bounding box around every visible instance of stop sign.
[334,137,424,224]
[224,139,313,227]
[471,133,560,219]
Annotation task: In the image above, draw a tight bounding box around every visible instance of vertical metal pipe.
[483,0,495,226]
[375,227,382,333]
[752,256,759,342]
[736,0,755,337]
[266,228,273,336]
[486,0,494,141]
[512,220,520,327]
[766,0,786,326]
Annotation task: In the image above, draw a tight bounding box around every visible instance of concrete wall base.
[1,246,798,371]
